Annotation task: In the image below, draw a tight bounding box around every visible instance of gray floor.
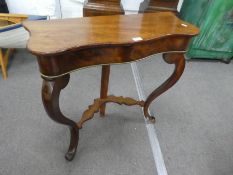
[138,56,233,175]
[0,49,233,175]
[0,50,155,175]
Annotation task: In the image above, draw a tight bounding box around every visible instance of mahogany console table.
[23,12,199,161]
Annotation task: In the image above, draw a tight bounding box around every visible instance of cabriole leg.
[41,74,79,161]
[143,52,186,122]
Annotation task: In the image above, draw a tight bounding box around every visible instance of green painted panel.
[180,0,233,61]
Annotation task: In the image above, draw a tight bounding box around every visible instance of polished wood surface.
[83,0,123,17]
[139,0,179,13]
[83,0,124,117]
[100,65,110,116]
[42,74,79,161]
[24,12,198,57]
[144,52,185,120]
[24,12,199,161]
[0,49,7,79]
[24,12,198,78]
[77,95,145,129]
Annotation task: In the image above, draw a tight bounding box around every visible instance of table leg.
[143,52,185,122]
[100,65,110,116]
[41,74,79,161]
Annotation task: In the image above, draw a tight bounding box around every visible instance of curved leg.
[42,74,79,161]
[143,52,185,122]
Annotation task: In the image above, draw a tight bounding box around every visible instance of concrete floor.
[0,50,233,175]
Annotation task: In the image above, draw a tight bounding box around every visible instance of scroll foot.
[148,116,156,123]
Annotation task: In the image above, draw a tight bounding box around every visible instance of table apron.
[37,36,191,78]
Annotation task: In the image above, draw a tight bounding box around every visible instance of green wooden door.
[180,0,233,62]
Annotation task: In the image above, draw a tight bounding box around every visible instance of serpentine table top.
[24,12,197,55]
[23,12,199,161]
[23,12,198,77]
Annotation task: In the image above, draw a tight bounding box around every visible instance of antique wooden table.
[23,12,199,161]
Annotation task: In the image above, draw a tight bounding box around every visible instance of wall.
[6,0,56,15]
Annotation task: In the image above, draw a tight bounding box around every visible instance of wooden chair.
[0,13,28,80]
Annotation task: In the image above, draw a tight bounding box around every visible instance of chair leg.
[4,49,14,67]
[0,49,7,80]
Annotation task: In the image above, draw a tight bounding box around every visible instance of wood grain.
[77,95,145,129]
[23,12,199,56]
[24,12,198,77]
[0,13,28,24]
[83,0,124,117]
[24,12,199,161]
[0,49,7,79]
[42,74,79,161]
[36,35,193,77]
[139,0,179,13]
[143,52,185,122]
[100,65,110,116]
[83,0,124,17]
